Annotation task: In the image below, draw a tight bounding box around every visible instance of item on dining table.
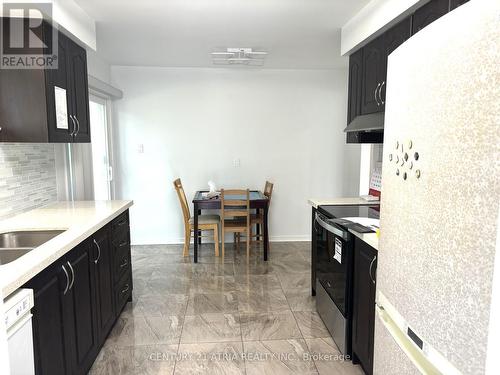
[201,180,220,198]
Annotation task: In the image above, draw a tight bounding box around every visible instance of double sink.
[0,230,65,265]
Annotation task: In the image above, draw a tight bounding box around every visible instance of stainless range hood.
[344,112,384,144]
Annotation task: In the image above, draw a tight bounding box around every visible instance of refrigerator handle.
[369,255,377,284]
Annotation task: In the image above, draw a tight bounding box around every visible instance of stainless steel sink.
[0,248,34,265]
[0,230,65,265]
[0,230,65,249]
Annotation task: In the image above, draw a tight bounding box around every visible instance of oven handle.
[315,213,350,241]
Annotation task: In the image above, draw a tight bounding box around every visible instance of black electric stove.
[312,203,379,357]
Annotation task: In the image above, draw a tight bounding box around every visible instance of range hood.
[344,112,384,144]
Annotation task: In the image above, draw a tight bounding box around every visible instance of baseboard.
[131,234,311,246]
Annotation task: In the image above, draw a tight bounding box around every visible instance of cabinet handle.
[117,219,126,227]
[74,116,80,136]
[374,83,381,106]
[379,81,385,105]
[67,261,75,290]
[121,283,130,294]
[62,265,70,295]
[69,115,76,136]
[369,255,377,285]
[93,239,101,264]
[0,126,3,132]
[119,241,128,247]
[120,258,128,268]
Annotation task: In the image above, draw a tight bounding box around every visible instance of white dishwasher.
[4,289,35,375]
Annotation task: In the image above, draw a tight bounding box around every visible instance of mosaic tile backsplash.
[0,144,57,220]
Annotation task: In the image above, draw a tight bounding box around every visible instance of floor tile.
[175,342,245,374]
[181,313,241,343]
[284,288,316,312]
[146,315,184,344]
[107,316,162,347]
[240,311,302,341]
[137,294,189,316]
[90,344,178,375]
[243,339,318,375]
[189,276,237,294]
[234,274,282,292]
[186,292,239,314]
[278,273,311,291]
[237,289,290,313]
[305,337,364,375]
[293,311,330,339]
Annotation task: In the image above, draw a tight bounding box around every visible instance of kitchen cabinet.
[412,0,449,35]
[64,241,100,374]
[380,17,411,105]
[347,49,363,125]
[352,238,377,375]
[449,0,469,11]
[24,211,132,375]
[28,260,74,375]
[360,34,385,115]
[92,227,116,343]
[0,18,90,143]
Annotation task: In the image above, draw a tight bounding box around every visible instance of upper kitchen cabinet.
[0,18,91,143]
[379,17,411,105]
[449,0,469,11]
[360,34,385,115]
[347,49,362,125]
[412,0,449,34]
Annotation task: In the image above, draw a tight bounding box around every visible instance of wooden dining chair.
[220,189,250,258]
[173,178,220,257]
[236,181,273,246]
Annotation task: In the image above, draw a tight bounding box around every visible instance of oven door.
[314,212,353,318]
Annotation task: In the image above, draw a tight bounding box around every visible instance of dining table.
[192,190,269,263]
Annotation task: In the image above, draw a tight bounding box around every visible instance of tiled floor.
[90,242,364,375]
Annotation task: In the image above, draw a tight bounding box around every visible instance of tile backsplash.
[0,144,57,220]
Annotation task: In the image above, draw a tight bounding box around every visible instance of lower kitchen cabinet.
[92,226,116,344]
[28,260,74,375]
[65,241,100,374]
[352,238,377,375]
[24,210,132,375]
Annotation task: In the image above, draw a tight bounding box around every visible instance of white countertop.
[308,197,379,208]
[0,200,133,298]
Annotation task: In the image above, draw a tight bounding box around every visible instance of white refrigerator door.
[374,2,500,375]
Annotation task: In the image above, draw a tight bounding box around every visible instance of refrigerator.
[373,2,499,375]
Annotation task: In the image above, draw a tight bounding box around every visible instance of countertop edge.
[1,201,133,298]
[308,198,379,208]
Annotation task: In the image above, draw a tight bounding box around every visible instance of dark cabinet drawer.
[112,238,131,284]
[111,211,129,237]
[115,273,132,314]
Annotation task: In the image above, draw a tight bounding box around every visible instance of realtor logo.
[1,2,58,69]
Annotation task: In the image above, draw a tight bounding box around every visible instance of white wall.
[111,66,360,245]
[341,0,428,55]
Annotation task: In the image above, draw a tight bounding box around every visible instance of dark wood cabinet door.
[69,42,91,143]
[379,17,412,107]
[360,35,384,115]
[93,226,116,342]
[347,49,363,125]
[45,30,74,142]
[66,241,99,374]
[26,261,73,375]
[352,238,377,375]
[449,0,469,10]
[412,0,449,34]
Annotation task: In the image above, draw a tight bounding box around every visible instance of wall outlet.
[233,158,240,167]
[137,144,144,153]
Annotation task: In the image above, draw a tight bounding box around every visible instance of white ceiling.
[75,0,370,69]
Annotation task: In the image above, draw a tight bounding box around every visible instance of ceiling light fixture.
[211,48,268,66]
